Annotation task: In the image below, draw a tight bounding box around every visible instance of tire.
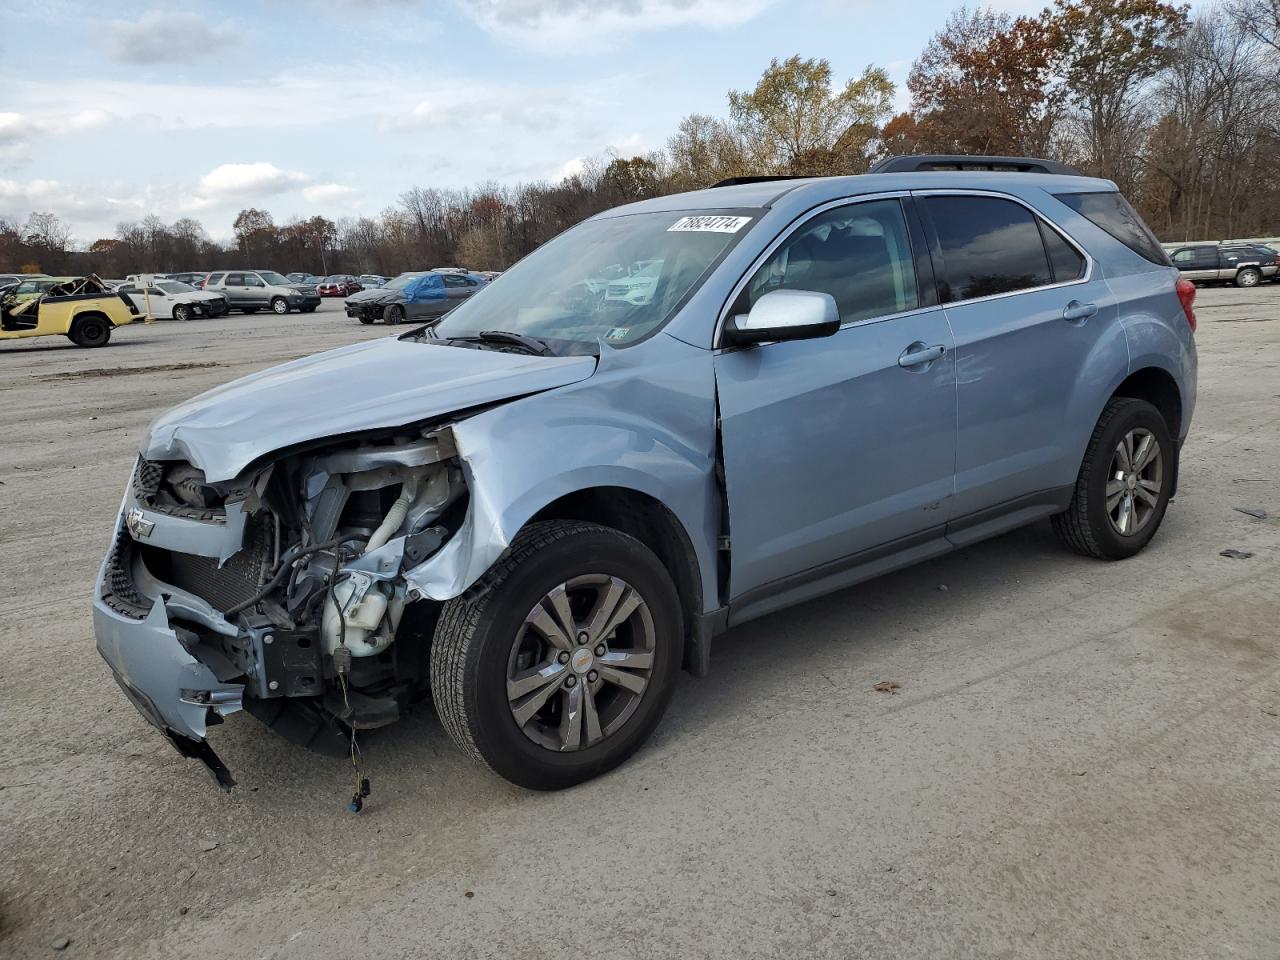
[242,307,259,315]
[431,520,682,790]
[173,304,192,322]
[1235,268,1261,288]
[68,314,112,348]
[1052,397,1175,560]
[357,315,375,325]
[271,297,290,315]
[384,304,405,325]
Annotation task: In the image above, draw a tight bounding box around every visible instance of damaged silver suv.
[94,156,1197,791]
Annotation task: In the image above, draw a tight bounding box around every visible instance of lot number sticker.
[668,215,752,233]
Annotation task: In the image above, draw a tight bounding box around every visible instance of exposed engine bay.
[112,424,467,757]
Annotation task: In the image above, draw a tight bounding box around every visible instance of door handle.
[897,342,946,368]
[1062,300,1098,323]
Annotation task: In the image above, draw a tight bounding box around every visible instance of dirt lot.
[1,288,1278,959]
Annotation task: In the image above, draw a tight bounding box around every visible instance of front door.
[715,196,958,606]
[1171,245,1220,281]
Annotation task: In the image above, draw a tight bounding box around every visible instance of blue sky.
[0,0,1049,244]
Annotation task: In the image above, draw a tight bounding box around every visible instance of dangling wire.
[330,579,371,813]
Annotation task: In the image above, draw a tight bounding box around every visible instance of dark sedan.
[344,271,485,324]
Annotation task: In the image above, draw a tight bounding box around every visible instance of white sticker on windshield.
[667,215,752,234]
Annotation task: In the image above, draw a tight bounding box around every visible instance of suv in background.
[1169,243,1277,287]
[203,270,321,314]
[94,154,1197,793]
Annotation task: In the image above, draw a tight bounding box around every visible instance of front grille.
[150,516,273,614]
[101,529,152,620]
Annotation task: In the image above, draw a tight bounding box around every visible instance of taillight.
[1175,277,1197,333]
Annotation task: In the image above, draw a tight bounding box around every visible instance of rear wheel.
[431,521,682,789]
[1052,397,1174,560]
[271,297,290,315]
[68,314,111,348]
[384,304,405,325]
[1235,267,1261,288]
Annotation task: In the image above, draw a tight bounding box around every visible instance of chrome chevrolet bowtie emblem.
[126,508,155,540]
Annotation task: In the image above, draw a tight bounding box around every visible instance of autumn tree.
[728,57,895,175]
[1051,0,1189,189]
[907,8,1064,156]
[233,207,277,262]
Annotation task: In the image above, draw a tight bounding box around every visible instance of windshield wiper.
[444,330,554,356]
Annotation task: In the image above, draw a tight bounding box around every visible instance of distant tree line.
[2,0,1276,277]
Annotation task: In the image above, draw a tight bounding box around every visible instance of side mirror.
[723,289,840,347]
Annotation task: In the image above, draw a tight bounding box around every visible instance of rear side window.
[924,195,1052,302]
[208,273,226,285]
[1053,191,1169,266]
[1040,222,1086,283]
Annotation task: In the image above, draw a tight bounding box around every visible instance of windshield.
[432,209,757,352]
[158,281,194,293]
[257,271,293,285]
[384,273,421,291]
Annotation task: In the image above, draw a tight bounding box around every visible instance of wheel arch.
[1111,366,1182,440]
[69,309,112,330]
[528,485,704,668]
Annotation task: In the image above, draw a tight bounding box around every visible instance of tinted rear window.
[1040,222,1086,283]
[1053,191,1169,266]
[925,195,1052,302]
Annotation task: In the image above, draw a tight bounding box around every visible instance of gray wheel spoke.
[545,584,578,645]
[507,660,566,700]
[597,649,654,670]
[1138,478,1161,495]
[587,579,641,644]
[1132,433,1157,472]
[526,603,573,652]
[1134,484,1159,508]
[510,670,566,727]
[1116,493,1134,534]
[581,682,603,746]
[598,665,647,695]
[1115,437,1132,472]
[559,681,583,751]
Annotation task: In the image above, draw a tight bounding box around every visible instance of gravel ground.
[1,287,1278,959]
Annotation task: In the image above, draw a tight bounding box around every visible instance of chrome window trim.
[713,191,917,348]
[911,188,1095,308]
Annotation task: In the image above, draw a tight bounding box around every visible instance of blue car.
[94,155,1196,791]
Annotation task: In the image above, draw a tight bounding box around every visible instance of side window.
[1053,191,1169,266]
[244,274,264,287]
[742,198,919,324]
[225,273,244,286]
[1194,246,1217,262]
[443,275,466,287]
[925,195,1052,302]
[147,287,164,297]
[1171,248,1194,264]
[207,273,226,286]
[1040,222,1086,283]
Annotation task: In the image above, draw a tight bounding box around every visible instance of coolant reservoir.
[322,577,391,657]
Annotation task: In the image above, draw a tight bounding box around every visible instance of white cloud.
[98,11,236,63]
[455,0,777,44]
[0,109,113,165]
[303,183,359,203]
[198,162,310,199]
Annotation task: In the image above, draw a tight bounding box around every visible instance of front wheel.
[271,297,290,315]
[173,304,192,322]
[1235,268,1261,288]
[431,521,682,789]
[1052,397,1175,560]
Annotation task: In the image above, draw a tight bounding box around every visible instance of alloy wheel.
[1106,427,1162,536]
[506,574,655,752]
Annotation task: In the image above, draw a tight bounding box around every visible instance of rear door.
[715,195,958,609]
[222,272,248,307]
[916,191,1118,527]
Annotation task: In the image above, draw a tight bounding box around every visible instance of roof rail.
[869,155,1082,176]
[708,175,810,188]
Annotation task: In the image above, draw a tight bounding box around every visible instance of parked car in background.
[431,266,469,275]
[286,272,310,283]
[118,280,229,320]
[358,274,387,288]
[7,276,73,304]
[164,272,210,287]
[344,270,484,324]
[1220,243,1280,282]
[1168,243,1277,287]
[91,155,1199,793]
[475,271,502,282]
[203,270,320,314]
[317,275,362,296]
[2,274,137,347]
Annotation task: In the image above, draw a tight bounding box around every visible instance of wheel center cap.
[570,647,595,674]
[1126,473,1137,490]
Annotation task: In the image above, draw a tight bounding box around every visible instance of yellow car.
[0,275,139,348]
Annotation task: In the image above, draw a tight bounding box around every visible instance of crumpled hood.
[345,287,395,304]
[143,336,597,481]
